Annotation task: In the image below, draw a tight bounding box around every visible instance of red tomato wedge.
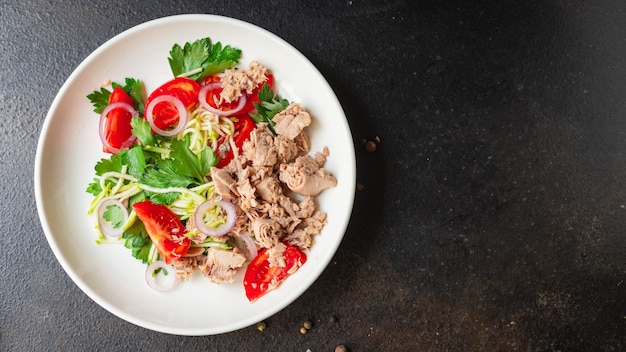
[243,243,307,302]
[145,77,201,130]
[103,87,134,153]
[216,115,256,168]
[132,201,191,264]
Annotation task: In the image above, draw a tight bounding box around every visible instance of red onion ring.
[198,82,247,116]
[235,232,258,261]
[145,260,178,292]
[194,200,237,237]
[99,102,138,153]
[144,94,188,136]
[97,199,128,238]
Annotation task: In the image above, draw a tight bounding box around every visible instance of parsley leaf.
[169,138,217,184]
[129,191,147,207]
[202,41,242,78]
[122,221,153,264]
[94,152,124,176]
[86,87,111,114]
[149,192,181,205]
[168,37,241,80]
[87,152,125,196]
[249,83,290,130]
[113,78,145,115]
[87,78,144,114]
[102,204,126,229]
[140,159,196,189]
[121,145,146,179]
[200,146,219,173]
[139,158,198,205]
[131,118,156,147]
[86,178,102,196]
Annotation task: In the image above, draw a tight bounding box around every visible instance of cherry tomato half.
[132,200,191,264]
[145,77,201,130]
[215,115,256,168]
[243,243,307,302]
[103,87,134,153]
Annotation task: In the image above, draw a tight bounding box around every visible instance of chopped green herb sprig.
[168,37,241,81]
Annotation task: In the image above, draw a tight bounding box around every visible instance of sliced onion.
[235,232,258,261]
[144,94,188,136]
[97,199,128,238]
[194,200,237,237]
[198,82,247,116]
[99,102,138,153]
[145,260,178,292]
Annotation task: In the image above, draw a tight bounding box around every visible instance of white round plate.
[34,14,355,336]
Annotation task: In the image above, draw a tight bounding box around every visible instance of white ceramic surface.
[34,14,355,335]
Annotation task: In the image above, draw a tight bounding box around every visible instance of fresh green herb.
[140,159,196,189]
[149,192,181,205]
[131,118,156,147]
[129,191,147,208]
[86,78,144,114]
[86,152,126,196]
[94,151,125,175]
[114,78,145,115]
[122,145,147,179]
[86,87,111,114]
[250,83,290,131]
[86,178,102,196]
[122,221,153,264]
[87,132,217,200]
[168,37,241,81]
[168,137,217,184]
[102,204,126,229]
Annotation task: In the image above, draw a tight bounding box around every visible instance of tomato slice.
[215,115,256,168]
[145,77,201,130]
[243,243,307,302]
[103,87,134,153]
[132,200,191,264]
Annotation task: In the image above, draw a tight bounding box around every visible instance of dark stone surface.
[2,0,625,351]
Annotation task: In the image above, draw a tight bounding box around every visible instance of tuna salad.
[86,36,337,301]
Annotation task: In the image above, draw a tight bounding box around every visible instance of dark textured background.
[2,0,625,351]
